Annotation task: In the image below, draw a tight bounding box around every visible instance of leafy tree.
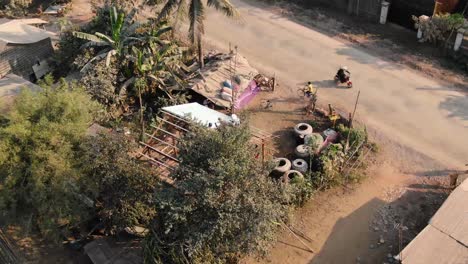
[144,124,289,263]
[0,76,100,240]
[0,0,32,17]
[77,133,159,233]
[123,21,187,138]
[149,0,238,68]
[79,58,121,112]
[73,6,141,71]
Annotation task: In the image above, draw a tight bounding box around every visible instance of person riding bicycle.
[305,81,316,98]
[336,66,351,83]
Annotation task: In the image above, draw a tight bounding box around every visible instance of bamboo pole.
[280,220,314,253]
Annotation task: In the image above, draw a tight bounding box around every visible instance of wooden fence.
[0,229,20,264]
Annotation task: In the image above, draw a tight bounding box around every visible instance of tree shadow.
[439,94,468,123]
[312,79,338,89]
[309,188,449,264]
[413,169,462,177]
[335,46,400,70]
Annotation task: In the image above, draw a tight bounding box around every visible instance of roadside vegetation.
[0,1,376,263]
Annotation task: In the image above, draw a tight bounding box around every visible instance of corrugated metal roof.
[0,20,55,44]
[0,73,41,113]
[189,54,258,108]
[401,178,468,264]
[0,73,40,97]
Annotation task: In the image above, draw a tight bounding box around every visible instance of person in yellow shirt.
[305,82,316,98]
[304,81,318,115]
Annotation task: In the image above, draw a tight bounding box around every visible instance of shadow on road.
[440,94,468,122]
[335,47,400,70]
[308,187,449,264]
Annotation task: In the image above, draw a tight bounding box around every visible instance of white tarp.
[0,20,55,44]
[162,102,237,128]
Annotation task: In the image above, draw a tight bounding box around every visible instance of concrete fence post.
[454,28,465,51]
[380,1,390,24]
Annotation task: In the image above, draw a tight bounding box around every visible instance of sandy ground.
[240,92,451,264]
[203,0,468,171]
[3,0,461,263]
[199,0,464,262]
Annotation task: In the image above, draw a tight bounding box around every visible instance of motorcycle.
[334,74,353,88]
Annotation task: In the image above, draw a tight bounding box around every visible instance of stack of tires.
[294,123,313,144]
[270,122,330,185]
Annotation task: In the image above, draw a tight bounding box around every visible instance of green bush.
[337,124,367,155]
[144,124,289,264]
[413,13,466,44]
[77,133,159,233]
[284,174,315,207]
[0,77,100,240]
[0,0,32,17]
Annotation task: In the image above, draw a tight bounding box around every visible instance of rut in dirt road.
[202,0,468,170]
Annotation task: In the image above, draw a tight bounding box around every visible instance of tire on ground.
[271,158,292,179]
[292,159,308,173]
[294,123,313,139]
[273,158,291,173]
[282,170,304,184]
[295,144,311,159]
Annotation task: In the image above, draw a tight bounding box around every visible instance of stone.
[380,238,385,244]
[374,227,380,231]
[369,244,375,249]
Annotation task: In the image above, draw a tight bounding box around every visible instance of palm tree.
[151,0,238,68]
[73,6,141,72]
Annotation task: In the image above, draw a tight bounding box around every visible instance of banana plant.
[122,39,186,140]
[73,6,141,72]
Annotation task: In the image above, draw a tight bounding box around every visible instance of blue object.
[222,80,232,89]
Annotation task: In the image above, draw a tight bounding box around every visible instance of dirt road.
[203,0,468,170]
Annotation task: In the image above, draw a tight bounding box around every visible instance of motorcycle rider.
[336,66,351,83]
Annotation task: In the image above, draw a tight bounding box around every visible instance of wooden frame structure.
[138,109,277,183]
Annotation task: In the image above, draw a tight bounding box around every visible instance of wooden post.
[230,46,239,114]
[261,139,265,168]
[350,90,361,128]
[273,73,276,92]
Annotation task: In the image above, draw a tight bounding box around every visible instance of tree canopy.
[144,124,289,263]
[77,133,159,233]
[0,77,100,239]
[0,76,159,239]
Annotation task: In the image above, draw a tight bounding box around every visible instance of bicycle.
[297,87,317,104]
[297,84,318,115]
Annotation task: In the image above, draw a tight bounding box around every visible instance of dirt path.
[204,0,468,171]
[242,93,450,264]
[69,0,93,24]
[59,1,461,263]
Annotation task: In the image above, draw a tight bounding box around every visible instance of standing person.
[304,82,318,116]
